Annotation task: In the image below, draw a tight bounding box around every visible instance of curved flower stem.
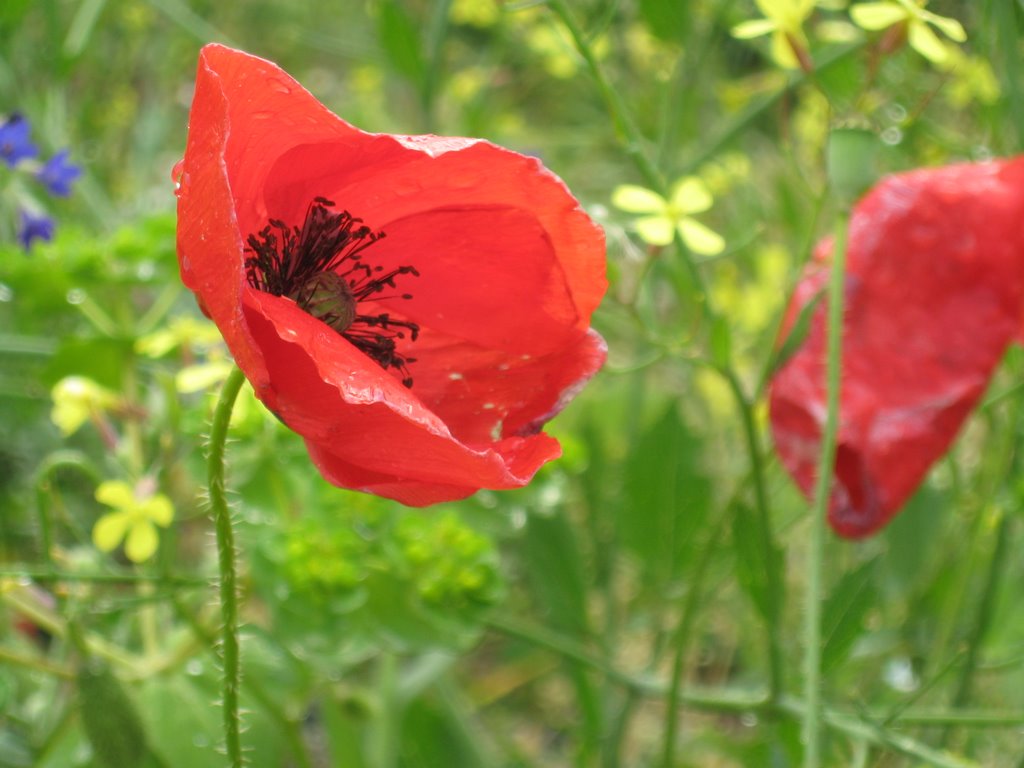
[803,211,850,768]
[34,451,101,563]
[208,366,247,768]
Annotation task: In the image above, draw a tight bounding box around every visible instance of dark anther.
[244,198,420,387]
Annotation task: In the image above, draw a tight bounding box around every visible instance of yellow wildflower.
[732,0,817,70]
[612,178,725,255]
[850,0,966,64]
[50,377,118,436]
[93,480,173,563]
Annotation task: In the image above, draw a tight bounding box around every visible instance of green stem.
[803,211,850,768]
[170,596,315,768]
[208,366,247,768]
[487,615,989,765]
[546,0,664,192]
[660,512,729,767]
[548,0,785,704]
[0,566,207,585]
[33,451,100,564]
[723,368,783,702]
[944,509,1012,741]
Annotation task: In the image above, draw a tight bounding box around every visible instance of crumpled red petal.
[769,158,1024,538]
[176,44,607,505]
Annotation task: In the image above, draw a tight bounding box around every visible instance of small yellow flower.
[50,377,118,436]
[732,0,817,70]
[93,480,174,563]
[135,316,223,358]
[612,178,725,255]
[850,0,966,63]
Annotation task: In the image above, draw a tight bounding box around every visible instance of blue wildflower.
[17,209,54,250]
[0,114,38,167]
[36,149,81,197]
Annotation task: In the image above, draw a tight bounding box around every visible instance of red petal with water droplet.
[770,159,1024,537]
[176,45,607,505]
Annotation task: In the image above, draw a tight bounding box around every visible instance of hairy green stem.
[170,596,315,768]
[208,366,247,768]
[803,211,850,767]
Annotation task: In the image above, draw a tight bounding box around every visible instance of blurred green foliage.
[2,1,1024,767]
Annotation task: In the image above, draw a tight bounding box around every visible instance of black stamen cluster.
[244,198,420,387]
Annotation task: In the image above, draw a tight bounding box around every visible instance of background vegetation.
[1,1,1023,766]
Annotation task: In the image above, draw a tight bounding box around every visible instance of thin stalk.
[803,211,850,768]
[943,510,1012,744]
[0,646,74,678]
[0,566,207,585]
[547,0,785,703]
[33,451,100,564]
[369,652,400,768]
[487,615,990,765]
[420,0,452,133]
[660,512,729,767]
[546,0,665,192]
[170,595,315,768]
[723,367,783,702]
[207,365,247,768]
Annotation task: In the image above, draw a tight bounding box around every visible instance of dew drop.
[448,372,464,381]
[0,283,12,302]
[171,160,187,197]
[881,126,902,146]
[66,288,85,305]
[510,507,527,529]
[185,659,204,676]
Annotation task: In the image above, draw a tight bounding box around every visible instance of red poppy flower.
[770,158,1024,537]
[175,45,607,506]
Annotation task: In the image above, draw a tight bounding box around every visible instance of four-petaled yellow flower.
[612,178,725,256]
[850,0,966,64]
[93,480,174,563]
[732,0,817,70]
[50,376,118,436]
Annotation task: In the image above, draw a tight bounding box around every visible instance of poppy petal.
[769,159,1024,537]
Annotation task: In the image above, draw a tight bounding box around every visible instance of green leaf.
[731,501,783,625]
[638,0,691,41]
[377,0,425,87]
[523,507,591,636]
[76,659,148,768]
[709,315,733,369]
[137,674,221,768]
[822,556,879,673]
[622,404,712,588]
[764,288,824,382]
